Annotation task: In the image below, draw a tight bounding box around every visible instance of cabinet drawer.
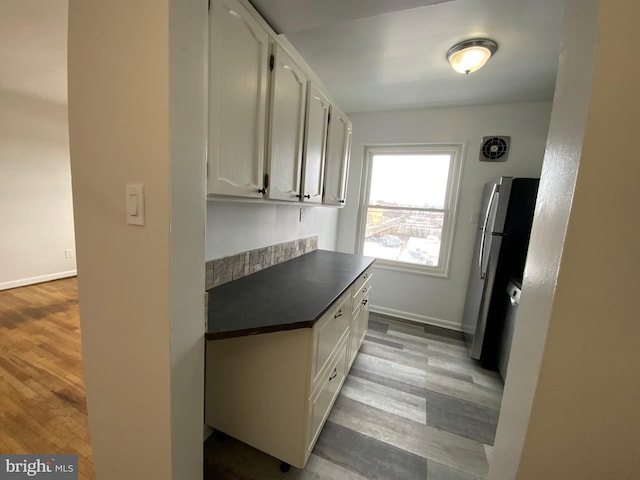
[352,271,373,312]
[349,305,364,364]
[352,268,373,300]
[311,291,350,388]
[307,340,347,451]
[350,287,372,359]
[353,279,372,314]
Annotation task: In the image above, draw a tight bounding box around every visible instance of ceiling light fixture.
[446,38,498,74]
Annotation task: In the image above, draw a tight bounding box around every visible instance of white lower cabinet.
[307,338,348,453]
[349,267,373,366]
[205,290,351,469]
[311,292,350,386]
[205,270,374,469]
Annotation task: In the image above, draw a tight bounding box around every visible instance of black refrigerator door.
[480,178,539,368]
[498,178,540,282]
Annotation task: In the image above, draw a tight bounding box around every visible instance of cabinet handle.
[304,194,311,199]
[258,188,266,195]
[334,310,343,319]
[329,368,337,381]
[339,199,345,204]
[297,194,311,199]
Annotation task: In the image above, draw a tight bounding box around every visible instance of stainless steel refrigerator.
[462,176,539,368]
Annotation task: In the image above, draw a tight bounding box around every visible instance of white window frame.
[356,144,464,278]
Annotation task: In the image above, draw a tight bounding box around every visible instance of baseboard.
[0,270,77,291]
[370,304,462,332]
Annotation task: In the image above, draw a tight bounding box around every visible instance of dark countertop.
[206,249,375,340]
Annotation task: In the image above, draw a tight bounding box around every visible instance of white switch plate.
[126,184,145,226]
[470,212,480,224]
[64,249,73,259]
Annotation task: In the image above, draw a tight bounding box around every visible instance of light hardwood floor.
[0,278,94,479]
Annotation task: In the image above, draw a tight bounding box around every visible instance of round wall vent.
[480,136,510,162]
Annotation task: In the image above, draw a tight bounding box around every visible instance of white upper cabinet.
[208,0,269,198]
[323,107,352,206]
[266,45,308,202]
[207,0,352,206]
[300,84,330,204]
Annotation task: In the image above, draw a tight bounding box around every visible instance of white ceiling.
[250,0,455,34]
[252,0,566,113]
[0,1,565,113]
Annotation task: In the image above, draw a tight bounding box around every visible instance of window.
[357,145,463,277]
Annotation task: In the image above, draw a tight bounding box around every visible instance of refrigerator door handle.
[479,183,499,279]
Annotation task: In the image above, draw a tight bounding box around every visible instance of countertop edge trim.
[205,320,315,340]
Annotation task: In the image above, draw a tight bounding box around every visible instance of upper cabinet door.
[266,45,308,202]
[301,84,330,204]
[323,107,352,206]
[208,0,269,198]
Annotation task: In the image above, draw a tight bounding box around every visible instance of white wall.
[337,102,552,329]
[68,1,205,478]
[0,90,76,289]
[168,0,207,478]
[206,201,339,260]
[491,0,640,477]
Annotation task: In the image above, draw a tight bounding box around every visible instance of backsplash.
[205,235,318,290]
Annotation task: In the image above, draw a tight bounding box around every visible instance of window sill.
[368,258,450,279]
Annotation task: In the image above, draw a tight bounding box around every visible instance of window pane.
[363,208,444,266]
[369,154,451,209]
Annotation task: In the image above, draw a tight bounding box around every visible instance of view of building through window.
[364,208,445,266]
[360,149,460,273]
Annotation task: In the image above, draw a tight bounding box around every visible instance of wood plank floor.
[1,279,502,480]
[204,314,503,480]
[0,278,94,480]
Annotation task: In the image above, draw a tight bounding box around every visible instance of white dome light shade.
[447,39,498,74]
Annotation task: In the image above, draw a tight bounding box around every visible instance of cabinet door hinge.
[327,112,331,123]
[208,0,211,11]
[264,173,269,189]
[269,54,275,72]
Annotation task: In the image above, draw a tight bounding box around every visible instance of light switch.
[127,193,138,216]
[126,184,145,226]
